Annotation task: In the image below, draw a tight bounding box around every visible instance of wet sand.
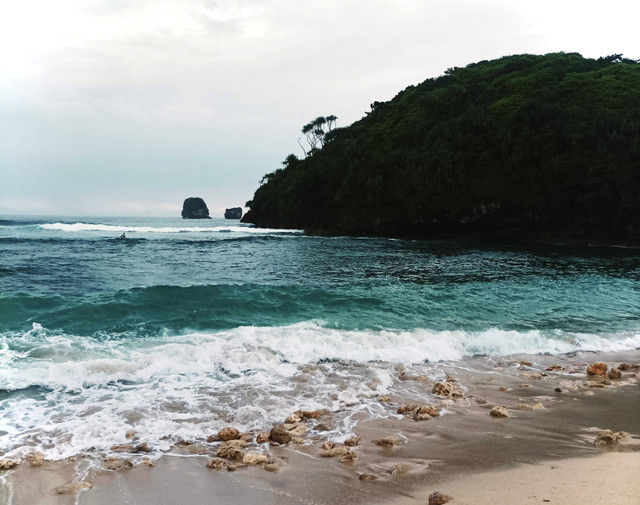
[3,349,639,505]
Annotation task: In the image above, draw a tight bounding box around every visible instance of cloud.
[1,0,639,216]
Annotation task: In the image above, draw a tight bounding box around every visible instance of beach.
[2,218,639,504]
[3,349,638,505]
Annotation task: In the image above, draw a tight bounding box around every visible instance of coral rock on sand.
[104,457,133,471]
[288,424,308,437]
[297,409,331,419]
[217,440,248,460]
[184,444,207,455]
[546,365,565,371]
[0,460,18,470]
[285,413,302,423]
[256,432,270,444]
[338,450,357,462]
[607,369,622,379]
[218,427,240,441]
[359,473,378,481]
[55,482,92,494]
[269,426,292,445]
[489,406,510,418]
[373,436,404,447]
[132,442,151,453]
[389,462,411,475]
[322,441,336,450]
[25,451,44,466]
[242,452,270,465]
[594,430,629,446]
[111,444,134,451]
[206,458,226,470]
[415,405,440,417]
[344,436,361,447]
[587,362,608,375]
[516,402,544,410]
[428,491,452,505]
[320,447,353,458]
[397,404,418,414]
[432,382,464,398]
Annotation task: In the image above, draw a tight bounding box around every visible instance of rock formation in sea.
[224,207,243,219]
[181,197,211,219]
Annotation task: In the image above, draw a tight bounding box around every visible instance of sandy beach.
[2,349,639,505]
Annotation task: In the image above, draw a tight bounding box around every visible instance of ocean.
[1,216,639,463]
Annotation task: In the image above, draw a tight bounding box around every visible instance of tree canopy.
[242,53,640,243]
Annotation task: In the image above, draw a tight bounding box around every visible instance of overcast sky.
[1,0,638,217]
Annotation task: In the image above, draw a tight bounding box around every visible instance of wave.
[0,284,340,334]
[4,322,639,388]
[38,222,303,234]
[1,320,638,461]
[0,219,47,227]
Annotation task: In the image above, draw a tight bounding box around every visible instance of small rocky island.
[181,197,211,219]
[224,207,243,220]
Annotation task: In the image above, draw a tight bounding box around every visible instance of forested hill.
[242,53,640,243]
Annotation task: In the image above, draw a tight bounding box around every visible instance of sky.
[1,0,639,217]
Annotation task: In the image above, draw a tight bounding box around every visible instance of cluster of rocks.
[199,405,421,478]
[464,358,640,422]
[0,450,44,471]
[204,409,338,472]
[594,429,629,446]
[499,360,638,395]
[432,381,465,398]
[397,403,440,421]
[2,357,637,501]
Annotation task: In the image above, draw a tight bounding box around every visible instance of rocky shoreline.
[2,350,639,504]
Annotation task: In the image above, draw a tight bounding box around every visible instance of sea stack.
[224,207,243,220]
[181,197,211,219]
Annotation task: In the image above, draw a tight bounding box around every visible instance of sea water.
[1,216,638,461]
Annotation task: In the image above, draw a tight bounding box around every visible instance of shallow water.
[1,216,639,461]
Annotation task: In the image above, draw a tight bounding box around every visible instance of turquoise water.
[1,216,639,460]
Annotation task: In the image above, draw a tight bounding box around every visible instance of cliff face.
[243,53,640,243]
[181,197,211,219]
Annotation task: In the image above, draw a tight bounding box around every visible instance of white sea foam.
[1,321,639,462]
[39,222,302,234]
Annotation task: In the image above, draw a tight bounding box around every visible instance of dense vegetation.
[242,53,640,242]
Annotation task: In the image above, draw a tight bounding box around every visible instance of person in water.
[119,233,126,239]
